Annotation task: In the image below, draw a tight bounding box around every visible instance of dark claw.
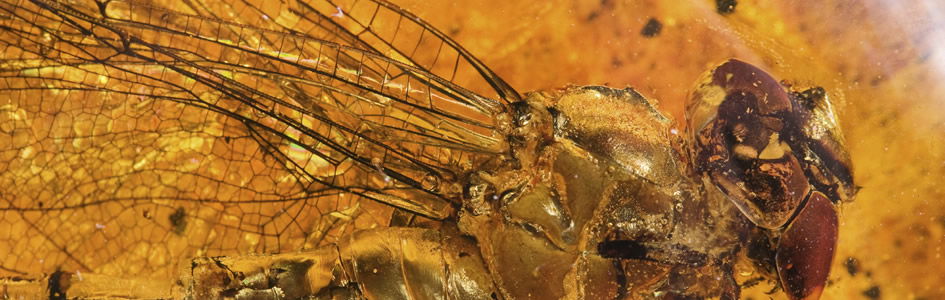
[775,192,838,300]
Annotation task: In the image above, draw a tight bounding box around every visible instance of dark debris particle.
[862,285,881,299]
[47,270,68,300]
[169,206,187,235]
[640,18,663,38]
[586,0,615,22]
[640,18,662,38]
[844,257,860,276]
[597,240,648,259]
[741,276,764,288]
[716,0,737,15]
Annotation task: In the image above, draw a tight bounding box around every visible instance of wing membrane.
[0,0,510,277]
[165,0,522,103]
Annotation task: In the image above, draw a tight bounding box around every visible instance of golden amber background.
[389,0,945,299]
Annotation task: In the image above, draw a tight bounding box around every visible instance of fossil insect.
[0,0,854,299]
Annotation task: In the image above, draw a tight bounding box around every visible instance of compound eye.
[688,59,809,229]
[776,191,838,300]
[790,88,856,205]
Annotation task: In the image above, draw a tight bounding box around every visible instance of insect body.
[0,0,853,299]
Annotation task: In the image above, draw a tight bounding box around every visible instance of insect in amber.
[0,0,853,299]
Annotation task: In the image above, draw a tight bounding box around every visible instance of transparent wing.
[0,0,510,278]
[163,0,522,102]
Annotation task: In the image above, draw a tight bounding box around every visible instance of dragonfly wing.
[165,0,522,103]
[0,0,510,277]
